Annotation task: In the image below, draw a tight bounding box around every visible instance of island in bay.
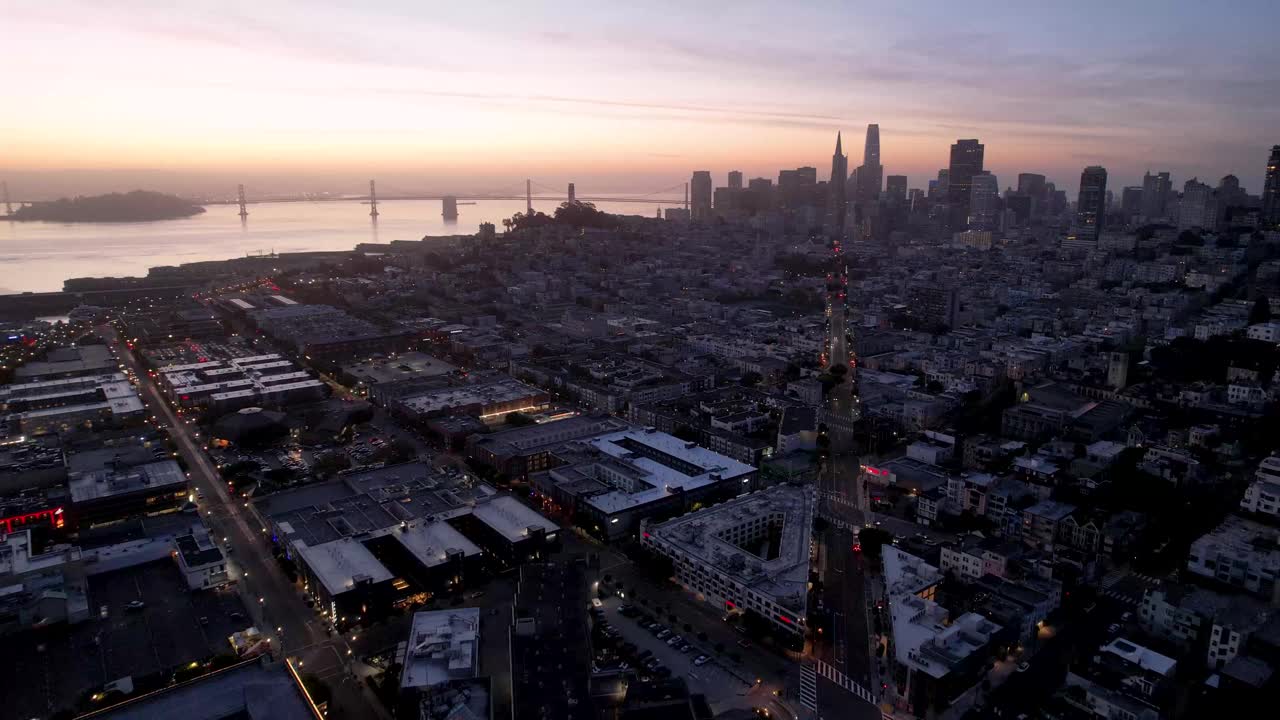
[7,190,206,222]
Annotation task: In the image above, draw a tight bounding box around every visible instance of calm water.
[0,197,676,294]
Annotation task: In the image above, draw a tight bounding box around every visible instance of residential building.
[640,484,812,635]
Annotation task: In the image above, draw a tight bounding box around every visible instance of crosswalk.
[816,659,877,704]
[1098,570,1163,606]
[800,662,818,711]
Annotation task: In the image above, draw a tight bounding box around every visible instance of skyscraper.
[1262,146,1280,226]
[728,170,744,190]
[1141,171,1172,221]
[854,124,883,205]
[1076,166,1107,239]
[948,139,984,231]
[933,169,949,201]
[885,175,908,202]
[968,172,999,229]
[690,171,713,221]
[828,132,848,236]
[1120,186,1143,221]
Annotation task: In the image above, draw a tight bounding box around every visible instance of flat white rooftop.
[469,495,557,543]
[384,520,481,568]
[293,537,393,597]
[582,429,755,514]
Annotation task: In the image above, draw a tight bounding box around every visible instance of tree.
[312,450,351,478]
[1250,296,1272,325]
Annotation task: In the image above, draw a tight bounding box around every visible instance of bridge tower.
[568,182,576,202]
[684,182,689,211]
[2,181,11,215]
[526,179,532,214]
[368,180,379,218]
[237,184,249,218]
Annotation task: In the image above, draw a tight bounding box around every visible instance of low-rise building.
[532,427,757,540]
[173,523,230,590]
[68,459,188,528]
[1187,515,1280,601]
[0,529,89,635]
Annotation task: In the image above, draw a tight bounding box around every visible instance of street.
[101,324,387,719]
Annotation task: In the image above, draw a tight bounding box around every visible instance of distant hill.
[9,190,206,222]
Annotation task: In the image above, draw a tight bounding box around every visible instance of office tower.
[728,170,743,190]
[1265,146,1280,226]
[745,177,774,213]
[854,124,883,205]
[1179,178,1217,231]
[828,132,848,235]
[885,175,908,202]
[948,139,984,231]
[777,166,817,209]
[1121,186,1143,221]
[933,169,950,201]
[1005,194,1031,225]
[969,172,999,229]
[1017,173,1047,202]
[908,188,925,212]
[1075,166,1107,239]
[1049,186,1068,216]
[690,171,713,221]
[1217,174,1242,208]
[1141,171,1172,221]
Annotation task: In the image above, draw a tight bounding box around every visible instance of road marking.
[816,659,877,704]
[799,662,818,711]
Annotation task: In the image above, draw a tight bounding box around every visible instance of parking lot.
[595,595,759,713]
[0,560,251,720]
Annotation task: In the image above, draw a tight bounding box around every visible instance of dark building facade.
[948,139,985,231]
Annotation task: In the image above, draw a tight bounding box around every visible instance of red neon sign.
[0,507,65,533]
[778,614,794,625]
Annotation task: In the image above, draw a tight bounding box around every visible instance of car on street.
[125,600,146,611]
[1107,623,1121,634]
[1016,661,1031,672]
[693,654,710,666]
[99,605,109,619]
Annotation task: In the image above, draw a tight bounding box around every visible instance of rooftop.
[643,485,812,612]
[68,460,186,504]
[293,536,394,597]
[469,495,559,543]
[1101,638,1177,677]
[400,608,481,689]
[575,428,756,514]
[82,657,316,720]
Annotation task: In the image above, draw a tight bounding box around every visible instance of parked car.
[99,605,109,620]
[694,655,711,666]
[1016,662,1031,673]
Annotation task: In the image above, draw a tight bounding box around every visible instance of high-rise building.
[1179,178,1217,231]
[1075,166,1108,239]
[933,170,950,201]
[854,124,883,205]
[727,171,744,190]
[885,175,908,202]
[1264,146,1280,226]
[1017,173,1047,200]
[1120,186,1144,221]
[968,172,999,229]
[948,139,984,231]
[827,132,848,235]
[1216,174,1242,208]
[1141,171,1172,221]
[1108,352,1129,390]
[690,171,713,221]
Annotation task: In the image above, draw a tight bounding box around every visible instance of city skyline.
[4,1,1279,198]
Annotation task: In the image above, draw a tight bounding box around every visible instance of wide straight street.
[100,324,386,719]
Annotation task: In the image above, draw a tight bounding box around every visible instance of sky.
[3,0,1279,199]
